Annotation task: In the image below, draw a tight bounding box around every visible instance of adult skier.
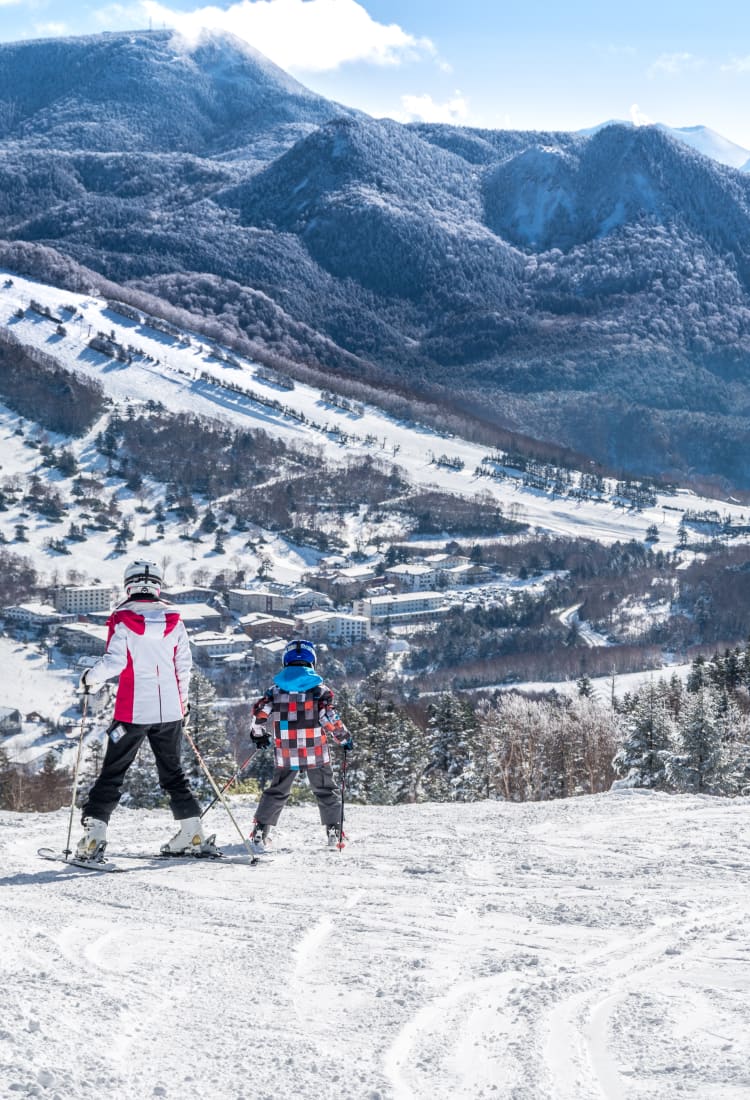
[75,560,219,861]
[249,639,353,852]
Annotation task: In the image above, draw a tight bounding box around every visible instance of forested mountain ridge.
[0,29,349,156]
[4,30,750,484]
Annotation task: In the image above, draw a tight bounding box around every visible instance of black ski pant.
[82,720,201,824]
[255,764,340,828]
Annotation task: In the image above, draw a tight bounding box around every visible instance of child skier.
[249,638,352,852]
[75,560,219,861]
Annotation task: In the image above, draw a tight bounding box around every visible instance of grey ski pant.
[255,764,340,828]
[82,720,201,824]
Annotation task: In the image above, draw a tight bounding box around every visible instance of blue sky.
[2,0,750,147]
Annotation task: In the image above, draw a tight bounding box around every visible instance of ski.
[38,846,266,870]
[37,847,128,873]
[111,850,265,866]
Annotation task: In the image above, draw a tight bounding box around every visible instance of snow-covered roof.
[385,563,435,576]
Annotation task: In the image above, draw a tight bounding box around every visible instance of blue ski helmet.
[282,638,316,668]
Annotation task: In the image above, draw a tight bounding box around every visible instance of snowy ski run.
[2,791,749,1100]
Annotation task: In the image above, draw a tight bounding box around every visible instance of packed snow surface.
[2,791,749,1099]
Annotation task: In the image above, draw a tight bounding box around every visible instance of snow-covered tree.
[667,686,727,793]
[181,669,234,801]
[613,681,675,788]
[33,751,70,812]
[421,695,480,802]
[121,740,168,809]
[565,696,618,795]
[714,695,750,796]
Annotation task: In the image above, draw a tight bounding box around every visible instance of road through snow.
[1,791,749,1099]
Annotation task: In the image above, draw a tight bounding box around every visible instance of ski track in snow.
[1,792,749,1100]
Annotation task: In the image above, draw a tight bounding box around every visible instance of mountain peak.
[579,118,750,171]
[0,28,349,155]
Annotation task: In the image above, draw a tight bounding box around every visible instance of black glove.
[250,725,270,748]
[78,670,90,695]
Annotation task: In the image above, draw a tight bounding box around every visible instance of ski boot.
[249,820,271,855]
[326,823,345,849]
[75,817,108,862]
[161,816,221,858]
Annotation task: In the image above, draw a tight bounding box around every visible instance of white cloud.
[138,0,435,73]
[630,103,654,127]
[397,91,470,125]
[90,3,143,29]
[33,23,68,36]
[721,55,750,73]
[648,51,701,77]
[0,0,22,6]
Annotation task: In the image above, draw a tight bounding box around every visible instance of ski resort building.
[383,563,438,591]
[238,613,296,640]
[294,610,371,643]
[2,603,73,630]
[162,585,217,605]
[227,585,332,615]
[353,592,449,626]
[189,631,253,666]
[175,604,224,632]
[0,707,22,735]
[53,585,115,615]
[57,622,108,656]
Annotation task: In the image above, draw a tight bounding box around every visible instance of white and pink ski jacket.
[85,598,192,724]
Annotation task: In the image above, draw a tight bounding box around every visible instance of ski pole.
[337,747,349,851]
[63,692,89,859]
[182,721,258,865]
[199,746,259,819]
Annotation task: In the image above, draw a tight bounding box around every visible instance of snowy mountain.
[660,123,750,170]
[0,29,352,157]
[578,120,750,170]
[3,791,749,1098]
[4,31,750,483]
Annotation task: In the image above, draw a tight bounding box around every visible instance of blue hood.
[273,666,323,693]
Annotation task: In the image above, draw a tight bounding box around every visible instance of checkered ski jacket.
[252,665,349,770]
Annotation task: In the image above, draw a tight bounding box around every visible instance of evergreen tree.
[576,673,594,698]
[613,682,674,788]
[663,672,685,719]
[335,686,371,804]
[714,696,750,796]
[667,686,727,793]
[742,639,750,690]
[32,751,71,812]
[366,703,425,804]
[422,697,483,802]
[0,747,17,809]
[393,707,429,803]
[686,655,709,692]
[121,739,168,809]
[725,648,742,694]
[181,669,234,801]
[422,695,458,800]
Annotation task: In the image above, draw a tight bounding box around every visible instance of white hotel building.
[353,591,449,626]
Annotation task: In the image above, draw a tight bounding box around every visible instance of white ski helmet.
[123,560,162,598]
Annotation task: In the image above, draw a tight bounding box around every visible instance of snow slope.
[2,792,749,1100]
[3,269,747,570]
